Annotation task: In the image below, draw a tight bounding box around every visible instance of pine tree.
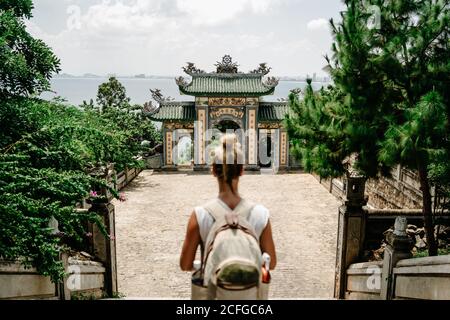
[288,0,449,256]
[328,0,450,256]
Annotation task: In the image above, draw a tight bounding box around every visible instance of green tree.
[96,77,162,153]
[286,80,348,178]
[327,0,449,256]
[0,0,60,97]
[96,76,130,112]
[288,0,449,256]
[380,92,448,255]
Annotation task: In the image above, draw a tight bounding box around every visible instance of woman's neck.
[218,180,241,210]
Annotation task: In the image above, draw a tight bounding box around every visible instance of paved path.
[113,171,340,299]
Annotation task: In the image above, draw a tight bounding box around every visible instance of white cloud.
[307,18,329,31]
[176,0,274,26]
[27,0,338,76]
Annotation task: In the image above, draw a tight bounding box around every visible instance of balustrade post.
[334,175,368,299]
[380,216,413,300]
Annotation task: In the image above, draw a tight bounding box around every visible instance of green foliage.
[379,91,448,170]
[96,76,130,112]
[290,0,450,256]
[0,76,162,281]
[0,1,60,97]
[326,0,449,177]
[413,248,450,258]
[0,0,161,282]
[0,95,159,281]
[286,80,348,178]
[0,0,34,18]
[92,77,162,169]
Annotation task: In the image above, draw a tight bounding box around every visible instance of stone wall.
[314,165,423,210]
[393,255,450,300]
[0,257,105,300]
[365,166,422,209]
[0,260,58,300]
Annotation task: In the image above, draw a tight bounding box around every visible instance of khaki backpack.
[199,198,264,300]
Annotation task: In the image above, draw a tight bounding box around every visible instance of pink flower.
[89,191,98,197]
[119,193,126,202]
[85,232,93,238]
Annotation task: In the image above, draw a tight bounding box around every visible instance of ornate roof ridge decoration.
[182,62,204,75]
[215,55,239,74]
[290,88,302,95]
[263,76,279,87]
[175,76,188,87]
[250,63,272,75]
[176,55,279,97]
[150,88,175,103]
[143,101,159,115]
[190,72,262,78]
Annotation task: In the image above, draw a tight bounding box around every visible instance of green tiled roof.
[179,73,275,97]
[147,101,195,121]
[258,102,289,121]
[148,101,289,122]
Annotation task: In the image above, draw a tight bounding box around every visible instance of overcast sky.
[28,0,345,77]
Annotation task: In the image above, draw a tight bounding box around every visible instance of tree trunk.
[417,161,438,256]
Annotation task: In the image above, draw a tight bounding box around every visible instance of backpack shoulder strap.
[203,198,257,238]
[234,199,256,221]
[203,198,229,223]
[203,198,256,219]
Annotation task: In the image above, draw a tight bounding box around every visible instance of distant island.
[52,73,331,83]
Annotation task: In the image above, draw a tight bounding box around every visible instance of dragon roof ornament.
[149,88,175,104]
[182,62,204,75]
[250,63,272,75]
[264,76,279,87]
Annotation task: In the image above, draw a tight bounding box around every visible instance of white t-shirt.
[194,198,270,243]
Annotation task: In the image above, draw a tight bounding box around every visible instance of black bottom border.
[1,299,447,319]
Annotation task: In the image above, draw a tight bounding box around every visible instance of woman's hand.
[260,220,277,270]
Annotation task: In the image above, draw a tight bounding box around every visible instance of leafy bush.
[0,96,158,281]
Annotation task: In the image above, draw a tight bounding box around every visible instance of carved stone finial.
[344,175,367,207]
[393,216,408,236]
[215,55,239,73]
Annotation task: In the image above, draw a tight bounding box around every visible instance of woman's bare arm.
[260,220,277,270]
[180,211,201,271]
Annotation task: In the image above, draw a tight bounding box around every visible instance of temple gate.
[147,55,290,172]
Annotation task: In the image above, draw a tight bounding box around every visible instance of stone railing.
[345,261,383,300]
[0,256,107,300]
[0,260,59,300]
[59,254,106,300]
[335,176,450,300]
[393,255,450,300]
[344,217,450,300]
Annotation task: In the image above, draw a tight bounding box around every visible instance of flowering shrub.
[0,97,156,282]
[0,1,160,282]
